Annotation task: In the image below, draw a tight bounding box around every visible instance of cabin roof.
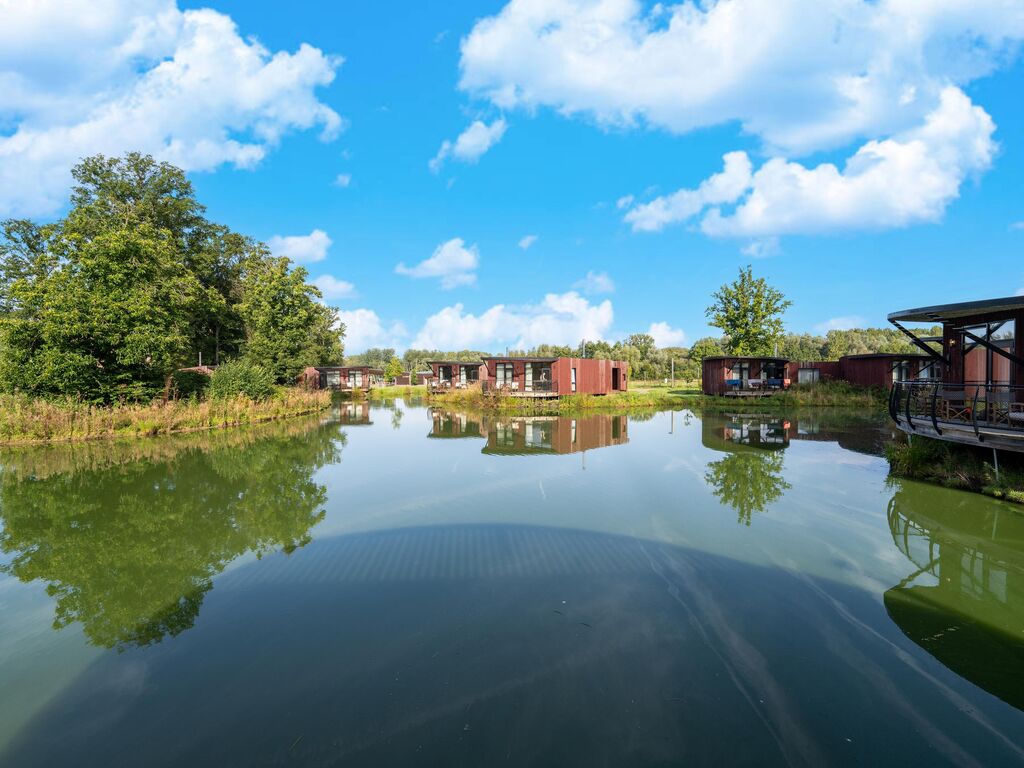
[702,356,789,363]
[315,365,384,373]
[482,356,559,363]
[888,295,1024,323]
[840,353,933,361]
[427,360,483,365]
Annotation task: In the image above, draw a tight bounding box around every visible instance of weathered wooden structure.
[887,296,1024,452]
[480,357,628,398]
[427,361,487,393]
[701,356,790,397]
[299,366,385,391]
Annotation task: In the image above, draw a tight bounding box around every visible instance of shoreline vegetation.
[886,434,1024,505]
[0,388,331,445]
[419,379,889,414]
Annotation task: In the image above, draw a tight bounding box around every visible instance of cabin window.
[918,362,937,380]
[349,370,363,387]
[495,363,513,386]
[797,368,819,385]
[892,362,910,383]
[325,370,341,388]
[460,366,467,385]
[571,367,577,393]
[763,362,784,380]
[729,362,750,381]
[960,320,1015,386]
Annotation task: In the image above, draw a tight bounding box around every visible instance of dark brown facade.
[299,366,385,390]
[838,354,935,389]
[428,361,487,390]
[481,357,628,397]
[888,295,1024,451]
[701,356,789,396]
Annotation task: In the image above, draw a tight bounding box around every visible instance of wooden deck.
[893,414,1024,453]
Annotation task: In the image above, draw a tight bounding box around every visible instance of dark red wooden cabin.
[428,360,487,391]
[299,366,384,390]
[701,356,789,396]
[888,295,1024,451]
[838,354,936,390]
[480,357,628,397]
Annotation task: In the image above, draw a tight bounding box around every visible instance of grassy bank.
[368,385,428,400]
[886,434,1024,504]
[427,380,888,414]
[0,388,332,445]
[428,387,688,413]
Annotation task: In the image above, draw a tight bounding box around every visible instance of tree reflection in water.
[703,451,791,526]
[0,418,342,649]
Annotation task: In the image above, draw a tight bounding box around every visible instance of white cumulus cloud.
[430,118,507,172]
[647,322,686,348]
[462,0,1021,238]
[459,0,1023,155]
[338,309,408,354]
[396,238,479,289]
[625,152,753,232]
[573,270,615,295]
[410,291,613,351]
[267,229,332,264]
[334,173,352,187]
[0,0,343,217]
[518,234,538,249]
[313,274,357,301]
[625,88,996,237]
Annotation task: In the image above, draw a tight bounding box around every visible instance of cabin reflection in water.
[885,487,1024,710]
[429,410,483,439]
[701,412,893,457]
[334,401,372,426]
[427,410,628,457]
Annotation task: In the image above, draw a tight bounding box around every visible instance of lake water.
[1,400,1023,767]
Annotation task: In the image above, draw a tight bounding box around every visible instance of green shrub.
[208,360,276,402]
[172,370,211,400]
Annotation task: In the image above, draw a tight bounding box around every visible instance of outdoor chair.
[938,389,972,422]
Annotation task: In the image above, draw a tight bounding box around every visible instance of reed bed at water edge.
[0,389,331,445]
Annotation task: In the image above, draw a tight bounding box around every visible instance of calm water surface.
[1,400,1023,767]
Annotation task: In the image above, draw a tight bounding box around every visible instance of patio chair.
[938,389,972,422]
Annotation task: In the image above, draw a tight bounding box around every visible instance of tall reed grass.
[0,388,331,445]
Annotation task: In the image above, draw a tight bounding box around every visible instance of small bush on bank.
[171,370,211,400]
[208,360,276,402]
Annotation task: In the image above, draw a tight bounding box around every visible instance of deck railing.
[890,380,1024,436]
[482,380,558,394]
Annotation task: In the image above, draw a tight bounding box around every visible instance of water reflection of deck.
[701,412,893,456]
[885,486,1024,710]
[427,410,629,457]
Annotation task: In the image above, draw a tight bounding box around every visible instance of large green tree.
[0,153,345,400]
[706,266,792,356]
[237,254,344,382]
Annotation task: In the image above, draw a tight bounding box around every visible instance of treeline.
[0,153,344,403]
[349,326,940,384]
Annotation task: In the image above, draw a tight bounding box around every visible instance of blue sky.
[2,1,1023,352]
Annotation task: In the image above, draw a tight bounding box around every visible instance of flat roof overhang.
[840,353,933,360]
[482,356,559,363]
[703,356,789,363]
[888,295,1024,324]
[427,360,483,366]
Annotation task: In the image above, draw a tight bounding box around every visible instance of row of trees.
[348,267,923,384]
[0,154,345,403]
